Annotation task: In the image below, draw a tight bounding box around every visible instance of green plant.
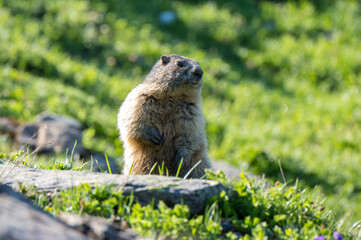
[19,171,354,239]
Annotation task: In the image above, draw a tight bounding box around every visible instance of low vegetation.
[0,152,357,239]
[14,167,347,239]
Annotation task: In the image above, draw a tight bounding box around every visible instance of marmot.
[117,54,211,178]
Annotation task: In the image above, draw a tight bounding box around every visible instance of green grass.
[16,171,352,239]
[1,0,361,237]
[0,150,86,171]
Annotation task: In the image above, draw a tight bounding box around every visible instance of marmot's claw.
[148,128,164,145]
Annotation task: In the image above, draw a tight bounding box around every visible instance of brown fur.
[117,54,211,178]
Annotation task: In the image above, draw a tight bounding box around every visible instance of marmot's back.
[117,54,211,178]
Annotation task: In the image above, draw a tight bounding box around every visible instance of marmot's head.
[144,54,203,97]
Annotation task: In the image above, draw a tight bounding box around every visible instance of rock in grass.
[212,161,268,185]
[15,124,39,149]
[86,152,119,174]
[8,112,84,155]
[57,214,145,240]
[1,163,227,215]
[0,184,88,240]
[3,112,120,173]
[18,112,84,155]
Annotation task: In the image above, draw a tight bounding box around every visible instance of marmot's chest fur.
[117,54,211,178]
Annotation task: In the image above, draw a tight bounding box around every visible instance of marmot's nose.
[193,67,203,78]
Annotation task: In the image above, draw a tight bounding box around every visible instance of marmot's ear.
[161,55,170,65]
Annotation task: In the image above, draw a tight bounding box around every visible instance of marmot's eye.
[175,61,184,67]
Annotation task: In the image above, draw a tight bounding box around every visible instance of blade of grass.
[95,159,104,173]
[158,161,165,176]
[128,161,134,175]
[90,155,94,172]
[158,166,163,176]
[149,162,158,175]
[204,201,220,225]
[183,160,202,179]
[79,159,88,171]
[70,140,77,164]
[175,157,184,178]
[277,157,286,186]
[0,159,11,180]
[104,154,112,174]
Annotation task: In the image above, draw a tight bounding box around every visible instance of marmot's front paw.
[146,127,164,145]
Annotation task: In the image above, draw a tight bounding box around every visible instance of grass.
[1,0,361,238]
[0,150,85,171]
[1,152,359,239]
[13,169,354,239]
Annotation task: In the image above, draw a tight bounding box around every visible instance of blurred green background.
[0,0,360,230]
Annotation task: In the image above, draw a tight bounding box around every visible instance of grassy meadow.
[1,0,361,238]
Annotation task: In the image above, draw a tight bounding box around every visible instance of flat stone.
[0,184,88,240]
[58,214,147,240]
[0,162,227,215]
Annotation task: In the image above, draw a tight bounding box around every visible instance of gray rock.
[220,221,234,234]
[1,163,227,215]
[86,153,120,174]
[0,184,88,240]
[36,113,83,130]
[15,113,84,155]
[58,214,147,240]
[0,117,20,133]
[15,124,39,148]
[3,113,120,173]
[212,161,242,180]
[35,113,84,155]
[212,161,268,185]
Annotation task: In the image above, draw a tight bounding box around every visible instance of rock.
[15,124,39,149]
[0,117,20,134]
[84,153,120,174]
[58,214,147,240]
[15,113,84,155]
[212,161,268,185]
[0,183,145,240]
[7,113,120,173]
[220,221,234,234]
[212,161,242,180]
[0,184,88,240]
[35,113,84,155]
[1,163,227,215]
[36,113,83,130]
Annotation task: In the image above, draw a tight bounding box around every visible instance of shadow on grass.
[248,150,350,195]
[1,0,341,108]
[2,0,336,95]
